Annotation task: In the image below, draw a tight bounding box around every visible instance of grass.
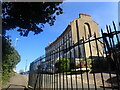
[2,71,15,86]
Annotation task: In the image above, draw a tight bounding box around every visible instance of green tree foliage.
[2,2,63,36]
[2,36,21,85]
[55,58,70,72]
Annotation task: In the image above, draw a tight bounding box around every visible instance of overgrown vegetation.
[2,36,21,85]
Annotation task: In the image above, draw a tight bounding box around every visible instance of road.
[2,73,28,90]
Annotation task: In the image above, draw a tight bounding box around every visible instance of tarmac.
[2,73,28,90]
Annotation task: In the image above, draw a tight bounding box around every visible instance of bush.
[55,58,70,72]
[91,58,110,72]
[2,37,21,85]
[79,57,113,72]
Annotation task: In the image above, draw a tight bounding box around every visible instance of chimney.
[79,13,91,18]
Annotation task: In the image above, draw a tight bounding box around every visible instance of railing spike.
[109,25,112,33]
[106,25,108,29]
[106,25,109,33]
[101,29,103,34]
[113,21,116,31]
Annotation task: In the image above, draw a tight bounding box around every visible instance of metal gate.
[28,22,120,90]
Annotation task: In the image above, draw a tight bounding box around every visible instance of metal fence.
[28,22,120,90]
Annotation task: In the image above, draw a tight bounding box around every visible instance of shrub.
[79,57,113,72]
[2,37,20,85]
[55,58,70,72]
[91,58,109,72]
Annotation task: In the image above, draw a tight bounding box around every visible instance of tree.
[2,2,63,36]
[2,36,21,85]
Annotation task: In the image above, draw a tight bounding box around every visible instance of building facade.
[45,13,103,63]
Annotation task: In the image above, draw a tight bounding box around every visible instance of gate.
[28,22,120,90]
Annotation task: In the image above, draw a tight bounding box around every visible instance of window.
[67,51,70,59]
[62,38,63,44]
[75,46,79,58]
[66,33,69,40]
[69,30,72,37]
[64,53,67,58]
[80,45,85,58]
[74,46,82,58]
[64,35,66,41]
[64,42,66,49]
[70,49,74,58]
[67,40,69,48]
[69,38,72,47]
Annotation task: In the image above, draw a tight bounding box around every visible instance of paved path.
[40,73,117,89]
[2,73,28,90]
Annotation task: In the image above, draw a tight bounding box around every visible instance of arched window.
[84,23,91,39]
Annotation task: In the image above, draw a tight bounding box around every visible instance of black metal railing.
[28,22,120,90]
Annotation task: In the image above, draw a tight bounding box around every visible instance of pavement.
[2,73,28,90]
[39,72,117,89]
[3,72,118,90]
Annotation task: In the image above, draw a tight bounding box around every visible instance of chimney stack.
[79,13,91,18]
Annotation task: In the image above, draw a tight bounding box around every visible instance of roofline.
[80,13,91,17]
[45,25,71,49]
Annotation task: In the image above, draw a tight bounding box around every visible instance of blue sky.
[6,2,118,73]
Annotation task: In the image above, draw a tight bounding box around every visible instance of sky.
[6,2,118,73]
